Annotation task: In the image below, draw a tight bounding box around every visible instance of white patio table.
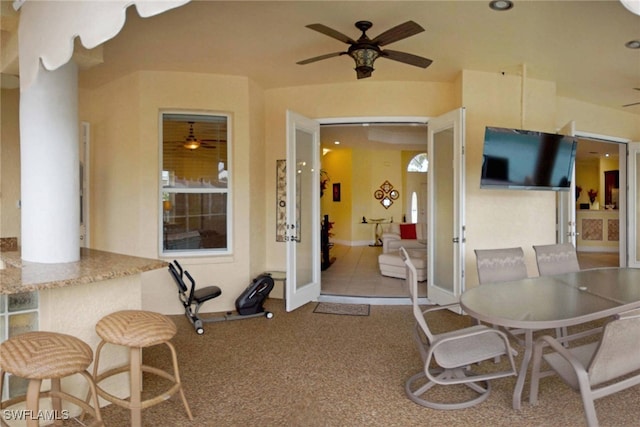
[460,267,640,410]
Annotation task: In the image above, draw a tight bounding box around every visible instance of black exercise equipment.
[168,260,274,334]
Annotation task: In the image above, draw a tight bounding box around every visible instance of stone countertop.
[0,248,167,295]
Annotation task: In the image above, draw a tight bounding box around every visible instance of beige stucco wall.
[556,96,640,139]
[81,71,263,315]
[0,89,21,240]
[462,70,560,283]
[248,79,267,277]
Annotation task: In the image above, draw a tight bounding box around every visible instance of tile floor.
[320,244,426,299]
[320,244,619,300]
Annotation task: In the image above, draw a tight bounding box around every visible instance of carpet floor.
[94,299,639,427]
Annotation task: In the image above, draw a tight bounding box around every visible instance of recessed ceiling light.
[334,141,340,145]
[489,0,514,11]
[625,39,640,49]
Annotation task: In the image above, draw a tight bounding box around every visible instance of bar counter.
[0,248,167,294]
[0,248,167,413]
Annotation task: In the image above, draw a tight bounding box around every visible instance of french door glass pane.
[433,129,454,293]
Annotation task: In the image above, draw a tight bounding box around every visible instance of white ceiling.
[68,0,640,115]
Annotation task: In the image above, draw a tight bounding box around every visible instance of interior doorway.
[318,119,428,300]
[573,135,625,266]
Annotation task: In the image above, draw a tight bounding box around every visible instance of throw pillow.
[400,223,417,239]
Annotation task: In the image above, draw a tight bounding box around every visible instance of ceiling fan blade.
[297,51,344,65]
[622,101,640,107]
[371,21,424,46]
[382,49,433,68]
[306,24,356,44]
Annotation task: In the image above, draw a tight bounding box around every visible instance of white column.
[20,61,80,263]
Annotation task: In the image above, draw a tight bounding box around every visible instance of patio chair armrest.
[534,334,587,374]
[433,325,512,347]
[426,326,517,385]
[421,303,461,316]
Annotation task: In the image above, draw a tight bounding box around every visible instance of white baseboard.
[332,239,373,247]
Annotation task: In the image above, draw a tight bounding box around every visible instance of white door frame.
[557,121,577,245]
[627,142,640,267]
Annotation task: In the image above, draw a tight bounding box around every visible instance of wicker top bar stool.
[92,310,193,427]
[0,331,103,427]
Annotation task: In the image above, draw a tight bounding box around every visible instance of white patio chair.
[475,246,568,344]
[534,243,602,342]
[475,247,528,284]
[533,243,581,276]
[529,309,640,427]
[401,247,517,410]
[475,247,533,343]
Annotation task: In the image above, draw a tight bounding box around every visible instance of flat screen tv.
[480,126,577,191]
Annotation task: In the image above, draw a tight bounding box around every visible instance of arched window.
[407,153,428,172]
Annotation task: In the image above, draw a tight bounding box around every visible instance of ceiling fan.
[296,20,432,79]
[167,122,220,150]
[622,88,640,108]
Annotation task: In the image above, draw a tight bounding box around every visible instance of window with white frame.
[161,113,230,255]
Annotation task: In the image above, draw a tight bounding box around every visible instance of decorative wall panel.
[608,219,619,241]
[581,219,603,241]
[276,160,287,242]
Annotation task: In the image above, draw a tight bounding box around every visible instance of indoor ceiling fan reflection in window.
[623,88,640,108]
[296,20,433,79]
[169,122,220,150]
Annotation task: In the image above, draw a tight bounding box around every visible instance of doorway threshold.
[318,294,430,306]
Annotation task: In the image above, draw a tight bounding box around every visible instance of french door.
[557,121,576,245]
[427,108,465,306]
[285,111,321,311]
[627,143,640,267]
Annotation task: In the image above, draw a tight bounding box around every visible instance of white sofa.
[379,248,427,280]
[381,222,427,254]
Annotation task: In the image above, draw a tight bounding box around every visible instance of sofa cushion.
[378,250,427,280]
[400,223,417,239]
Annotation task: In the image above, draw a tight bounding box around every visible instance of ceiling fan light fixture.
[183,135,200,150]
[349,47,379,79]
[183,121,201,149]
